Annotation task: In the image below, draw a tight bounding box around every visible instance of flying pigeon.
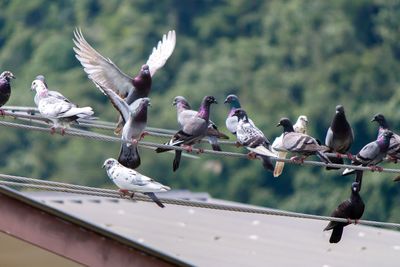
[95,82,150,169]
[31,77,94,134]
[173,96,229,151]
[324,181,365,243]
[103,158,170,208]
[272,115,308,177]
[224,94,255,135]
[325,105,354,169]
[0,71,15,114]
[233,108,277,172]
[156,95,218,171]
[371,113,400,162]
[73,28,176,134]
[342,130,393,175]
[276,117,330,164]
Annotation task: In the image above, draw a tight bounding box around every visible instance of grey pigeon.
[342,130,393,175]
[233,109,277,172]
[31,77,94,134]
[0,71,15,114]
[103,158,170,208]
[371,113,400,162]
[224,94,255,135]
[325,105,354,169]
[73,28,175,134]
[95,82,150,169]
[324,181,365,243]
[156,96,218,171]
[173,96,229,151]
[276,118,330,164]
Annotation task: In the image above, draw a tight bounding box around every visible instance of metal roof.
[23,190,400,267]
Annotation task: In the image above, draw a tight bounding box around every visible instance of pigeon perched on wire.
[342,130,393,176]
[103,158,170,208]
[31,77,94,134]
[32,75,73,107]
[94,82,150,169]
[272,115,308,177]
[0,71,15,114]
[233,108,277,172]
[324,181,365,243]
[73,28,176,134]
[325,105,354,169]
[276,117,330,164]
[224,94,255,135]
[371,113,400,163]
[156,95,218,171]
[173,96,229,151]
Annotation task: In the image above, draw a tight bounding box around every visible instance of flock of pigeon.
[0,28,398,243]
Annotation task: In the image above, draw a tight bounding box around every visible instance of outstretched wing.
[73,28,134,97]
[146,30,176,77]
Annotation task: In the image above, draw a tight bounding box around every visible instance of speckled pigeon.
[156,96,218,171]
[371,113,400,162]
[73,28,175,134]
[272,115,308,177]
[276,118,330,164]
[31,77,94,134]
[0,71,15,113]
[325,105,354,169]
[324,181,364,243]
[342,130,393,175]
[233,109,277,172]
[173,96,229,151]
[95,82,150,169]
[224,94,255,135]
[103,158,170,208]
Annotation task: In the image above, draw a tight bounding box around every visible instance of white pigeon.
[31,77,94,134]
[272,115,308,177]
[103,158,170,208]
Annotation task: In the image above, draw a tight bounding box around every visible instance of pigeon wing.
[146,30,176,77]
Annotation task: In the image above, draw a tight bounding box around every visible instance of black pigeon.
[276,118,331,164]
[342,130,393,175]
[371,113,400,162]
[325,105,354,169]
[0,71,15,113]
[324,181,365,243]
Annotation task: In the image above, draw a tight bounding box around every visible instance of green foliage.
[0,0,399,223]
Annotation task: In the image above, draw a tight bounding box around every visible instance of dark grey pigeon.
[156,96,218,171]
[324,181,365,243]
[173,96,229,151]
[371,113,400,162]
[342,130,393,175]
[95,82,150,169]
[233,108,277,172]
[276,118,330,164]
[0,71,15,113]
[325,105,354,169]
[73,28,176,134]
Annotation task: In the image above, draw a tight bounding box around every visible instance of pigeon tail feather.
[326,156,344,170]
[118,144,140,169]
[316,151,331,164]
[260,155,274,172]
[329,226,344,243]
[173,150,182,171]
[144,192,165,208]
[273,151,287,177]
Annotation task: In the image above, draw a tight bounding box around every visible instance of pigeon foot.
[235,141,242,148]
[290,156,304,164]
[131,138,138,145]
[0,109,5,117]
[50,127,56,135]
[387,155,398,163]
[139,131,149,141]
[247,152,257,160]
[182,145,193,152]
[369,165,383,172]
[119,189,134,198]
[336,153,343,159]
[60,128,66,136]
[196,148,204,154]
[347,153,355,161]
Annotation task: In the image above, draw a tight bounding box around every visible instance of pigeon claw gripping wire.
[196,148,204,154]
[387,156,398,164]
[247,152,257,160]
[369,165,383,172]
[50,127,56,135]
[139,131,149,141]
[131,138,139,145]
[347,153,355,161]
[118,189,134,198]
[235,141,243,148]
[60,128,66,136]
[0,109,5,117]
[182,144,193,152]
[290,156,305,164]
[336,153,343,159]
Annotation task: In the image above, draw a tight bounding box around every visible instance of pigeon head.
[277,118,295,133]
[35,75,48,88]
[130,97,151,114]
[140,64,150,76]
[297,115,308,126]
[31,79,48,97]
[232,108,248,121]
[138,97,151,108]
[351,182,360,193]
[102,158,118,170]
[335,105,345,114]
[371,113,389,128]
[224,94,241,108]
[0,71,16,82]
[202,95,218,105]
[172,96,191,109]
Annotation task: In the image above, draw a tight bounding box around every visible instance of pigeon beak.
[10,74,16,79]
[102,163,106,168]
[223,99,228,104]
[371,117,376,122]
[214,100,218,104]
[276,122,281,127]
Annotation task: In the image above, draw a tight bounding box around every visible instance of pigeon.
[103,158,170,208]
[371,113,400,162]
[31,77,94,134]
[156,95,218,171]
[342,130,393,175]
[276,117,331,164]
[173,96,229,151]
[325,105,354,169]
[324,181,365,243]
[224,94,255,135]
[0,71,15,114]
[233,108,277,171]
[73,28,176,134]
[95,82,150,169]
[272,115,308,177]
